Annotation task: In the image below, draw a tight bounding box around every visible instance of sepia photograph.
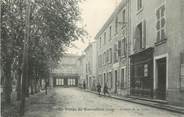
[0,0,184,117]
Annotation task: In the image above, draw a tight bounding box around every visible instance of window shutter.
[142,20,146,49]
[118,41,121,56]
[124,39,127,56]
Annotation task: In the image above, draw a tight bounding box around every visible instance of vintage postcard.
[1,0,184,117]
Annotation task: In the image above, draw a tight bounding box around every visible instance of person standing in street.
[83,81,86,90]
[97,83,101,96]
[103,83,109,96]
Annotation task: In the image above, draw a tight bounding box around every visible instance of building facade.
[129,0,184,106]
[52,54,80,87]
[79,0,184,107]
[78,54,86,88]
[95,0,130,96]
[84,42,97,90]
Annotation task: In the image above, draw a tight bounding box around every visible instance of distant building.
[84,42,97,90]
[52,54,80,87]
[78,54,86,88]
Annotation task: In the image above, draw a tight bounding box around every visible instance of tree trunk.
[3,60,12,104]
[25,76,30,97]
[16,68,22,100]
[30,78,34,95]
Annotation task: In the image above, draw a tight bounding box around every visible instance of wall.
[95,0,130,96]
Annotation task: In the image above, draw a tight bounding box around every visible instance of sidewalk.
[1,89,51,117]
[86,89,184,114]
[23,88,56,117]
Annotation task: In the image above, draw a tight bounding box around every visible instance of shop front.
[130,48,154,98]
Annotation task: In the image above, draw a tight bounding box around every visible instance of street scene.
[24,88,183,117]
[1,0,184,117]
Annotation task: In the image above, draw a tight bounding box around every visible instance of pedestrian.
[83,81,86,90]
[97,83,101,96]
[103,83,109,96]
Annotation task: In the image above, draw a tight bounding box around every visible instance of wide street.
[24,88,183,117]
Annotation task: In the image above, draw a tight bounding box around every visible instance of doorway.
[156,57,167,100]
[104,73,106,87]
[115,70,118,94]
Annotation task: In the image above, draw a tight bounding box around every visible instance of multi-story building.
[78,54,86,88]
[95,0,130,96]
[129,0,184,106]
[84,42,97,90]
[52,54,80,87]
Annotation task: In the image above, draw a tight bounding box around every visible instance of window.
[156,5,166,42]
[137,0,142,11]
[180,53,184,90]
[109,48,112,63]
[109,72,113,88]
[118,39,126,57]
[115,16,118,34]
[103,52,106,65]
[104,73,106,84]
[107,50,109,63]
[134,21,146,51]
[118,40,121,57]
[56,79,59,85]
[144,64,148,77]
[61,79,64,85]
[121,39,126,57]
[109,26,112,40]
[104,32,106,44]
[114,44,118,63]
[72,79,75,86]
[100,55,102,67]
[137,23,143,48]
[122,9,126,23]
[121,68,125,89]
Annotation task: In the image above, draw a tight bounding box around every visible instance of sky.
[66,0,121,55]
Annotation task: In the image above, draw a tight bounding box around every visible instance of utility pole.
[20,0,30,116]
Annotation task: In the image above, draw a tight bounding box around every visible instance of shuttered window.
[137,0,142,11]
[109,48,112,63]
[156,5,166,42]
[134,20,146,51]
[109,26,112,40]
[118,40,121,57]
[114,44,118,63]
[121,38,126,57]
[104,32,106,45]
[99,37,102,48]
[115,16,118,34]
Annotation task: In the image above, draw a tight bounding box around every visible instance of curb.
[86,90,184,114]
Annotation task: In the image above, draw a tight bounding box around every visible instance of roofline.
[94,0,128,40]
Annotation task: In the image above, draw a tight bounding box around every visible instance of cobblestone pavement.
[24,88,184,117]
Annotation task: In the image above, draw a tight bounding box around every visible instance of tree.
[1,0,87,115]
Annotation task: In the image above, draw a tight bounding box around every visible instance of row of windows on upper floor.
[97,0,143,49]
[98,38,127,67]
[98,8,127,49]
[97,4,166,67]
[98,3,166,52]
